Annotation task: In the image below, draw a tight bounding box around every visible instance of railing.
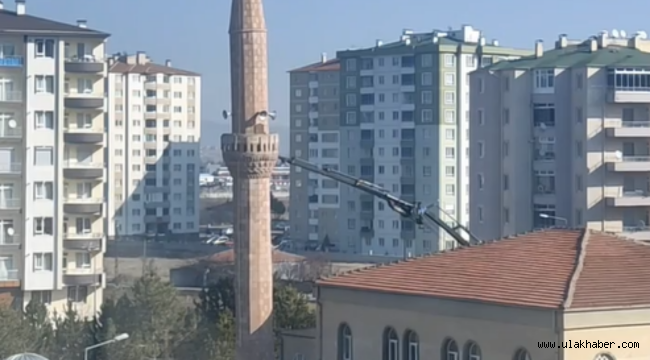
[64,125,103,133]
[621,156,650,162]
[0,91,22,102]
[0,56,23,67]
[611,86,650,92]
[0,127,22,138]
[64,91,103,98]
[64,55,104,63]
[0,269,18,281]
[64,196,103,203]
[0,198,21,209]
[0,234,19,245]
[0,162,21,173]
[62,161,103,168]
[64,232,102,239]
[621,190,648,197]
[623,225,650,232]
[621,121,650,128]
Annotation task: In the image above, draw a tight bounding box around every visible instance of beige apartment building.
[288,55,341,249]
[282,229,650,360]
[470,31,650,240]
[0,1,109,316]
[106,53,201,240]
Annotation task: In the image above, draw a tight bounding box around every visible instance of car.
[207,235,230,245]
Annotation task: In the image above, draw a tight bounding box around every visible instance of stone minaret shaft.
[221,0,278,359]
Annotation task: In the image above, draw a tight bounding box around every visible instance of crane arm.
[281,156,475,247]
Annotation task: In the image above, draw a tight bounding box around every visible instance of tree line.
[0,270,315,360]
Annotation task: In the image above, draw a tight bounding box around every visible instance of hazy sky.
[26,0,650,153]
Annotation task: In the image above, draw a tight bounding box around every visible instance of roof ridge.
[563,228,590,308]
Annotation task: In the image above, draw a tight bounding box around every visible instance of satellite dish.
[620,30,627,38]
[539,123,546,130]
[612,29,620,38]
[7,120,16,128]
[258,110,277,121]
[614,150,623,160]
[640,31,648,39]
[6,227,14,236]
[222,110,230,120]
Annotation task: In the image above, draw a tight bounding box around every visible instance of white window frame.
[388,338,399,360]
[75,252,91,268]
[421,91,432,104]
[445,129,455,140]
[445,110,456,124]
[444,72,456,86]
[421,72,433,85]
[534,69,555,93]
[33,253,53,271]
[421,54,433,67]
[444,91,456,105]
[445,166,455,177]
[444,54,456,67]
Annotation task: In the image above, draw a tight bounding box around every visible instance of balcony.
[64,92,104,109]
[607,121,650,137]
[0,91,22,103]
[0,269,19,284]
[64,55,104,73]
[606,190,650,207]
[63,272,102,286]
[621,225,650,241]
[608,86,650,103]
[144,215,170,223]
[0,162,21,175]
[606,156,650,172]
[0,232,20,247]
[63,125,104,144]
[0,127,22,141]
[0,56,23,68]
[63,161,104,179]
[63,233,102,251]
[0,198,21,210]
[144,201,170,209]
[63,197,103,214]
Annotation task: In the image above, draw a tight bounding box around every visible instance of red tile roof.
[317,229,650,310]
[205,249,304,264]
[289,59,340,72]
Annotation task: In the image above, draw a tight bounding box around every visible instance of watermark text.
[538,341,640,349]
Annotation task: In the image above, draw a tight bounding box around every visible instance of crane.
[280,156,480,247]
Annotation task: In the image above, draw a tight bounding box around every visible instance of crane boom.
[280,156,479,247]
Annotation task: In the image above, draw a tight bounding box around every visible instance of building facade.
[0,1,109,316]
[289,56,341,248]
[106,53,201,241]
[470,31,650,241]
[335,25,530,256]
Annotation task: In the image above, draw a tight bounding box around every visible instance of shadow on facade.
[106,141,200,257]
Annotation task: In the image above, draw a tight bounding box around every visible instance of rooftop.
[317,229,650,310]
[289,58,340,73]
[109,52,199,76]
[204,249,304,264]
[489,32,650,70]
[0,6,107,36]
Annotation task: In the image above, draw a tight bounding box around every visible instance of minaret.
[221,0,278,358]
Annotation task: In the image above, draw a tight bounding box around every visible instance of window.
[478,206,484,222]
[477,141,485,158]
[534,69,555,92]
[34,217,53,235]
[77,78,93,94]
[346,58,357,71]
[421,91,432,104]
[445,166,455,177]
[477,109,484,125]
[338,324,353,360]
[421,54,433,67]
[34,147,53,165]
[76,252,90,268]
[514,349,532,360]
[404,330,419,360]
[444,73,456,86]
[34,39,55,57]
[477,174,484,190]
[444,110,455,124]
[420,109,432,123]
[33,253,53,271]
[444,54,456,67]
[466,342,481,360]
[422,166,432,177]
[421,72,432,85]
[35,111,54,129]
[444,91,456,105]
[445,129,455,140]
[67,286,88,303]
[31,291,52,304]
[346,111,356,124]
[35,75,54,93]
[34,182,53,200]
[383,327,399,360]
[443,339,459,360]
[478,77,485,93]
[346,94,356,106]
[446,184,455,195]
[346,76,356,89]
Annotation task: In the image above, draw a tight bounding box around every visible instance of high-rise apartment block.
[106,53,201,241]
[0,1,108,315]
[289,55,341,248]
[332,26,530,256]
[471,31,650,241]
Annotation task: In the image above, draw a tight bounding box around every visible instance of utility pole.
[113,223,119,278]
[141,235,148,276]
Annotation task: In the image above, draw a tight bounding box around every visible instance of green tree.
[270,194,286,220]
[0,304,51,358]
[273,285,316,331]
[49,304,91,360]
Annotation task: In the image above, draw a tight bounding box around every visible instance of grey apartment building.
[335,26,529,256]
[470,31,650,241]
[288,55,341,248]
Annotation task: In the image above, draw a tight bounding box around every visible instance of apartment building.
[106,52,201,241]
[0,1,109,316]
[336,25,530,256]
[289,55,341,248]
[470,30,650,241]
